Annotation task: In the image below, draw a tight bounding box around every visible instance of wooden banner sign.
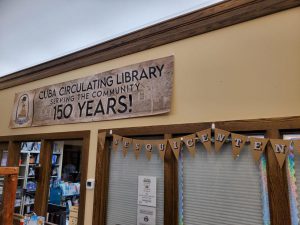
[182,134,196,157]
[231,133,247,159]
[112,134,122,152]
[98,132,107,149]
[196,128,211,152]
[214,128,230,152]
[122,137,132,157]
[9,56,174,128]
[270,139,291,168]
[249,137,269,161]
[132,139,143,160]
[292,140,300,154]
[168,138,182,160]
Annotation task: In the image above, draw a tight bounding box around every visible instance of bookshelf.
[15,141,64,215]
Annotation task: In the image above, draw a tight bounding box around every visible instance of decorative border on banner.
[260,154,271,225]
[287,151,299,225]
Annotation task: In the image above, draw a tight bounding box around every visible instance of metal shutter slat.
[181,143,264,225]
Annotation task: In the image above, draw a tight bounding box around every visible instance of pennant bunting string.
[97,127,296,168]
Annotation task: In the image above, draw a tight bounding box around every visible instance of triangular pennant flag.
[196,128,211,152]
[122,137,132,157]
[249,137,269,161]
[154,139,168,160]
[182,134,196,157]
[132,139,143,160]
[144,141,155,161]
[98,132,107,149]
[270,139,291,168]
[292,140,300,154]
[112,134,122,152]
[214,128,230,152]
[168,137,182,160]
[231,133,247,159]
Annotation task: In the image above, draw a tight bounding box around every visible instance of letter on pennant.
[270,139,291,168]
[122,137,132,157]
[231,133,247,159]
[182,134,196,157]
[168,138,182,160]
[155,140,168,160]
[196,128,211,152]
[214,128,230,152]
[132,139,143,160]
[145,142,154,160]
[112,134,122,152]
[249,137,269,161]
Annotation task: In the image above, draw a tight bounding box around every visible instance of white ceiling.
[0,0,223,77]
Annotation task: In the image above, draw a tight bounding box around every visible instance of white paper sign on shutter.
[138,176,157,207]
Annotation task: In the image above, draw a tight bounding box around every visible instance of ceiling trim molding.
[0,0,299,90]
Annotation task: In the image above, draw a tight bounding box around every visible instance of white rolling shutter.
[180,142,265,225]
[106,138,164,225]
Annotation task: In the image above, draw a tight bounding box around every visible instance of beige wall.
[1,7,300,224]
